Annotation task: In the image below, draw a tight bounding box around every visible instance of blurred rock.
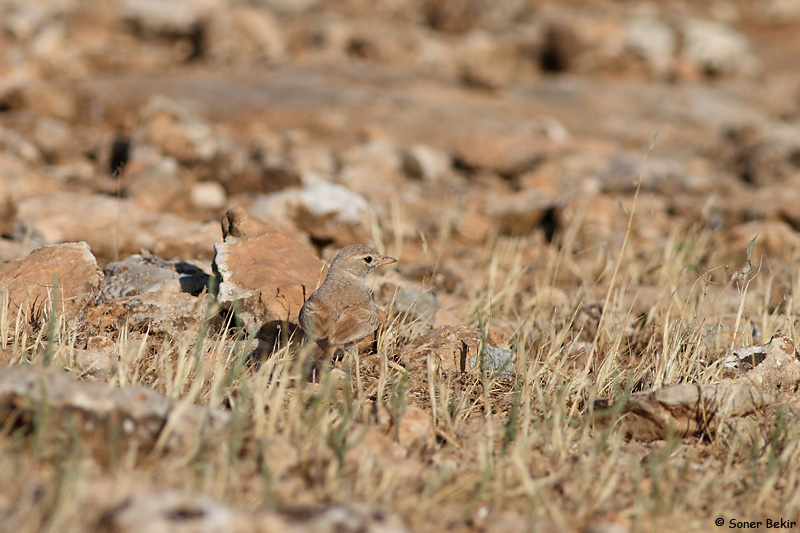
[99,490,409,533]
[12,192,221,261]
[724,220,800,264]
[625,17,677,78]
[292,183,372,245]
[338,139,404,192]
[759,0,800,22]
[484,188,560,236]
[456,31,517,90]
[257,0,320,15]
[75,335,120,377]
[680,18,757,77]
[245,131,304,194]
[99,254,210,302]
[400,325,499,375]
[122,154,184,212]
[121,0,220,36]
[394,288,439,333]
[208,5,286,64]
[136,96,221,164]
[0,128,42,165]
[32,117,72,161]
[0,365,229,455]
[723,122,800,186]
[190,181,228,211]
[74,345,117,379]
[598,383,775,441]
[369,402,435,454]
[452,133,551,176]
[402,144,453,183]
[723,332,800,397]
[0,239,36,263]
[213,208,323,345]
[0,242,102,329]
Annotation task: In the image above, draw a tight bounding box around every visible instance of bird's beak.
[376,256,397,267]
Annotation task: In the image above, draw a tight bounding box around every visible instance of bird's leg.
[341,344,362,397]
[352,345,363,398]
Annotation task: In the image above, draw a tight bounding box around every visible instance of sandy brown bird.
[299,244,396,364]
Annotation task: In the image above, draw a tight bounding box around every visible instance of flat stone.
[0,241,103,329]
[0,366,229,456]
[99,254,210,302]
[400,325,501,376]
[598,382,776,441]
[99,490,409,533]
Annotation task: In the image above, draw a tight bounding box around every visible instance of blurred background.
[2,0,800,273]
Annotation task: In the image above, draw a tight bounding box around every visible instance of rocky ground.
[3,0,800,531]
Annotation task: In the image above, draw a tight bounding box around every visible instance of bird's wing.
[299,296,330,341]
[327,304,380,347]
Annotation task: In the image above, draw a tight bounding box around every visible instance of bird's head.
[329,244,397,280]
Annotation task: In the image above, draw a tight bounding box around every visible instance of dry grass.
[2,192,800,532]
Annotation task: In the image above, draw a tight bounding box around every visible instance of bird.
[299,244,397,375]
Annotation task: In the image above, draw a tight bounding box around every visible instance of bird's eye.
[364,256,373,264]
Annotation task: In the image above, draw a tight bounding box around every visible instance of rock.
[394,405,436,453]
[213,208,324,345]
[0,127,42,164]
[484,188,561,236]
[723,122,800,186]
[121,0,221,36]
[338,140,404,192]
[367,402,435,457]
[453,211,492,244]
[400,326,505,376]
[724,220,800,264]
[598,383,775,441]
[135,96,221,164]
[221,205,274,240]
[189,181,227,211]
[32,117,72,161]
[679,18,757,77]
[74,335,120,378]
[99,490,409,533]
[0,242,102,329]
[74,346,117,379]
[245,131,304,194]
[723,332,800,397]
[401,144,453,183]
[12,192,221,261]
[625,17,677,78]
[208,5,286,64]
[471,346,515,378]
[292,183,372,245]
[110,292,207,335]
[451,132,551,177]
[95,254,210,335]
[0,347,13,365]
[0,239,36,263]
[759,0,800,22]
[122,155,185,212]
[99,254,210,302]
[0,366,229,456]
[256,0,320,15]
[455,30,517,90]
[393,288,439,336]
[99,490,234,533]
